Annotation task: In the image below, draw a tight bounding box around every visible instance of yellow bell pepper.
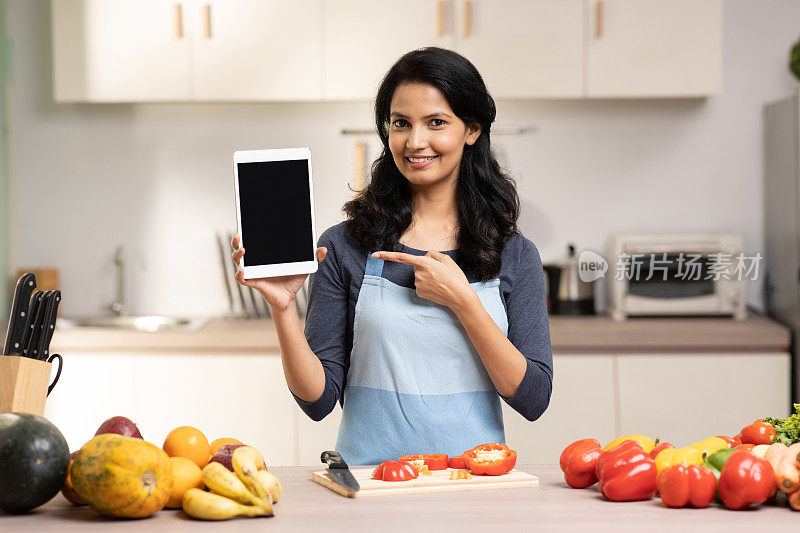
[654,437,729,473]
[603,435,656,453]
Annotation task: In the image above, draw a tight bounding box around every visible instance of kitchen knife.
[2,272,36,355]
[216,232,236,315]
[35,290,61,361]
[14,290,43,357]
[321,451,360,493]
[25,290,51,359]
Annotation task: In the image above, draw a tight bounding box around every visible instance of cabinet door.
[455,0,583,98]
[502,354,616,464]
[295,403,343,465]
[43,353,137,452]
[135,353,296,466]
[52,0,191,102]
[191,0,322,100]
[585,0,722,97]
[323,0,456,100]
[617,353,790,445]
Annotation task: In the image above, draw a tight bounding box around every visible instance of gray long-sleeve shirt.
[294,221,553,423]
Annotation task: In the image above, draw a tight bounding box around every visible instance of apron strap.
[365,252,385,277]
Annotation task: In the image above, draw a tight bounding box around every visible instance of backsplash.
[6,0,800,317]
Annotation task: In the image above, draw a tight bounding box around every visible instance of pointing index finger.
[372,251,427,267]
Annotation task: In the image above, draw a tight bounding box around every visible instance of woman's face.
[388,82,481,189]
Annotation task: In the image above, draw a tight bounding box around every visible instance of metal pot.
[543,244,595,315]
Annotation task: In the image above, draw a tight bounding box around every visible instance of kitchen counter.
[6,465,796,532]
[46,314,790,354]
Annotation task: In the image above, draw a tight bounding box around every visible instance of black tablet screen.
[237,159,314,266]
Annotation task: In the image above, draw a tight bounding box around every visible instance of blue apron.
[335,251,509,465]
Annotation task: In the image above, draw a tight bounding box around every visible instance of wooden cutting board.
[312,467,539,498]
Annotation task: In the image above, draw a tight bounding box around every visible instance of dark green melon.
[0,413,69,513]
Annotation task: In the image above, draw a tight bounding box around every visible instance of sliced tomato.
[398,453,449,471]
[448,455,468,469]
[371,460,419,482]
[464,443,517,476]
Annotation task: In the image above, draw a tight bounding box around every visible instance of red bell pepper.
[732,433,742,446]
[448,455,467,469]
[718,450,775,510]
[596,440,657,502]
[559,438,603,488]
[649,441,675,459]
[740,421,776,445]
[657,463,717,508]
[464,443,517,476]
[734,443,755,452]
[398,454,449,471]
[371,460,419,482]
[716,435,736,448]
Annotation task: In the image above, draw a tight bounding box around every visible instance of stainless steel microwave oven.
[608,233,747,321]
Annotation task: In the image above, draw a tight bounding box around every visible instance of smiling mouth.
[405,156,438,163]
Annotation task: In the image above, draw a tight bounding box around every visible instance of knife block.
[0,356,53,416]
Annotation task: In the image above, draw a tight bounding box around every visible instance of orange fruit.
[209,437,243,457]
[163,426,211,468]
[166,456,203,509]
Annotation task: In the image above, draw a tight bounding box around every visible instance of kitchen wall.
[5,0,800,318]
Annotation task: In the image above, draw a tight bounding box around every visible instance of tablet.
[233,148,318,279]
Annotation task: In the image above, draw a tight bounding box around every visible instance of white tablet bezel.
[233,147,318,279]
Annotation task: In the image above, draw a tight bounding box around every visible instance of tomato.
[464,443,517,476]
[740,421,776,446]
[734,443,755,452]
[398,454,449,471]
[371,461,419,482]
[448,455,467,469]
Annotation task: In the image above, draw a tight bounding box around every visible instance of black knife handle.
[3,273,36,355]
[26,291,51,359]
[18,290,43,357]
[37,290,61,360]
[321,450,349,469]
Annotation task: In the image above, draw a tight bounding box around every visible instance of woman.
[232,47,552,465]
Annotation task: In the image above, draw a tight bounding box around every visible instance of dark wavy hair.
[343,47,520,281]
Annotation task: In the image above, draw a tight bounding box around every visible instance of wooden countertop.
[44,313,790,354]
[548,314,791,353]
[5,465,796,532]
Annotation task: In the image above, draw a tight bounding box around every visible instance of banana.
[232,446,270,503]
[182,488,271,520]
[202,461,269,507]
[255,469,283,504]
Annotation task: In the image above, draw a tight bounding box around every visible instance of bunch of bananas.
[183,446,282,520]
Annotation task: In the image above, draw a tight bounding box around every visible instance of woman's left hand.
[372,250,476,312]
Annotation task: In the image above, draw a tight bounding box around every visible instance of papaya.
[71,434,173,518]
[61,451,86,506]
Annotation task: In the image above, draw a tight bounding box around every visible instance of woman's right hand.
[231,234,327,313]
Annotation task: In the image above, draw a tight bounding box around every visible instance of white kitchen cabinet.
[456,0,584,98]
[43,352,296,466]
[502,354,616,464]
[295,403,343,465]
[616,352,791,446]
[585,0,722,97]
[192,0,322,100]
[43,353,137,452]
[52,0,192,101]
[322,0,456,100]
[52,0,321,102]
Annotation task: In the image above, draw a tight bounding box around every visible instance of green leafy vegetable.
[766,403,800,446]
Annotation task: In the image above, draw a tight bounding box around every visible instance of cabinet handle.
[173,4,183,39]
[595,0,603,38]
[464,0,472,38]
[202,4,212,39]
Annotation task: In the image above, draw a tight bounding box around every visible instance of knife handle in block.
[321,450,349,469]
